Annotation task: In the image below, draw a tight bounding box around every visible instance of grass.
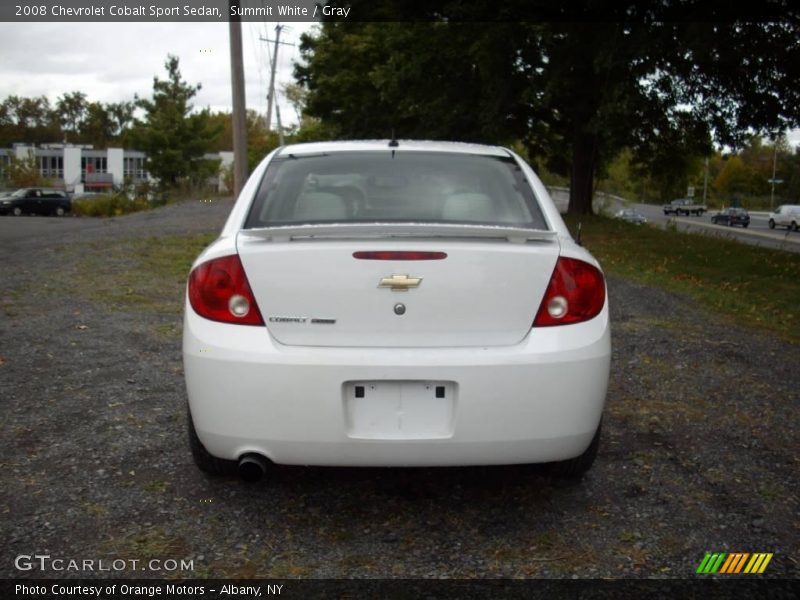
[564,214,800,342]
[70,233,216,315]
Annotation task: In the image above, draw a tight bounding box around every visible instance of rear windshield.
[244,151,548,229]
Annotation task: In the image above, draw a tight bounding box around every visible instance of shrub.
[72,194,150,217]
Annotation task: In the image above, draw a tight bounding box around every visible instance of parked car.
[615,209,647,225]
[768,205,800,231]
[0,188,72,216]
[711,207,750,228]
[183,140,611,482]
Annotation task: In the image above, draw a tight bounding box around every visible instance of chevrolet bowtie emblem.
[378,274,422,291]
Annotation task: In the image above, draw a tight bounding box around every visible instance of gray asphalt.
[1,203,798,581]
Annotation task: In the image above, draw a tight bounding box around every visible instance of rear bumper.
[183,307,611,467]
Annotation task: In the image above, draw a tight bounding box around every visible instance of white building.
[0,144,233,193]
[0,144,148,193]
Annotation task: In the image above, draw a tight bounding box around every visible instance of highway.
[631,203,800,254]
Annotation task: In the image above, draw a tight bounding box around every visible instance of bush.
[72,194,150,217]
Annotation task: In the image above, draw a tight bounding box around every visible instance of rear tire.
[549,419,602,478]
[55,206,65,216]
[792,221,798,232]
[187,406,237,476]
[12,207,22,216]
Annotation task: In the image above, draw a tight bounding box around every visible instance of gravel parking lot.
[1,200,798,581]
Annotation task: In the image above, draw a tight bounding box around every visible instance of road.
[632,203,800,253]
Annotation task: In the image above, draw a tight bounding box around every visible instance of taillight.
[188,255,264,326]
[533,257,605,327]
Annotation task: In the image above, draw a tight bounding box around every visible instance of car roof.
[276,140,512,158]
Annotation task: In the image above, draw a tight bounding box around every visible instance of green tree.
[80,102,114,147]
[203,109,281,171]
[56,91,88,143]
[131,55,220,188]
[295,4,799,214]
[5,151,47,187]
[106,101,135,142]
[0,95,60,146]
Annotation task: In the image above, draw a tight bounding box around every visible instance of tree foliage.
[5,151,48,187]
[294,3,800,214]
[131,55,221,187]
[0,93,134,148]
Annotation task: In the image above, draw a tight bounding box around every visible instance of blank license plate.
[343,380,455,440]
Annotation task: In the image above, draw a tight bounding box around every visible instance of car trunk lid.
[236,224,560,348]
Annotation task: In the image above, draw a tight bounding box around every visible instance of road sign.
[687,186,695,198]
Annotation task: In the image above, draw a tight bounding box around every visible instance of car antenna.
[576,222,583,246]
[389,130,398,158]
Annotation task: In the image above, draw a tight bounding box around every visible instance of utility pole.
[275,101,285,146]
[228,0,248,198]
[770,138,778,210]
[702,156,709,203]
[261,24,294,137]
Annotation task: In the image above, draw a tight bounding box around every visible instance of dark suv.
[711,207,750,228]
[0,188,72,216]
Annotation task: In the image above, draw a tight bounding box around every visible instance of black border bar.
[1,1,798,23]
[3,578,800,600]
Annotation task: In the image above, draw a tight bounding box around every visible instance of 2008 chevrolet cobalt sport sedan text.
[183,140,611,481]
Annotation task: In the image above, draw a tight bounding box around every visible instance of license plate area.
[343,380,456,440]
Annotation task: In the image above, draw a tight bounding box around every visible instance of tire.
[549,419,602,478]
[54,206,65,217]
[743,223,749,228]
[187,406,237,476]
[792,221,798,232]
[12,207,22,216]
[768,219,775,229]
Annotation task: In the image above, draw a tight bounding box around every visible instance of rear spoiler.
[239,223,558,244]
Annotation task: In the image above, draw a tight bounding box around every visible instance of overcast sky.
[0,21,315,126]
[0,21,797,146]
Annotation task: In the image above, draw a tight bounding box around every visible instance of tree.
[0,95,59,146]
[295,3,800,214]
[56,91,87,143]
[106,101,135,141]
[203,109,280,171]
[131,55,220,188]
[5,151,47,187]
[295,22,531,143]
[80,102,114,147]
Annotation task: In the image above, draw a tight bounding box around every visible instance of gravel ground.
[1,200,798,580]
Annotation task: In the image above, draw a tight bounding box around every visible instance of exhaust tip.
[238,453,269,482]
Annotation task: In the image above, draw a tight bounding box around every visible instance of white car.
[768,204,800,231]
[183,141,611,481]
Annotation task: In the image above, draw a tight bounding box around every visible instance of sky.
[0,21,316,127]
[0,21,798,147]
